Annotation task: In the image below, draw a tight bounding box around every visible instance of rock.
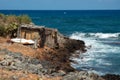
[41,68,48,74]
[0,60,10,66]
[11,52,23,58]
[63,71,104,80]
[11,76,19,80]
[28,58,41,65]
[0,49,52,76]
[20,25,86,52]
[102,74,120,80]
[58,70,66,76]
[10,66,18,70]
[0,24,88,79]
[63,39,85,52]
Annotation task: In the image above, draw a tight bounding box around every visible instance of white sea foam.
[70,32,120,39]
[70,32,120,53]
[70,32,120,75]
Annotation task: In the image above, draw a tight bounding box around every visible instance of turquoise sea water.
[0,10,120,75]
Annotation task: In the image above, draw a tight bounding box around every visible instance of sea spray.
[70,32,120,75]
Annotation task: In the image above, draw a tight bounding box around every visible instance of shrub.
[0,13,32,37]
[0,24,6,37]
[0,13,5,19]
[18,15,32,24]
[0,13,6,22]
[5,15,18,23]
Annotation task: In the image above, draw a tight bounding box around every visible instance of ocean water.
[0,10,120,75]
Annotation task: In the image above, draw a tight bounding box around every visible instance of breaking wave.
[70,32,120,39]
[70,32,120,75]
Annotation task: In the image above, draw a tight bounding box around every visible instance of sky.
[0,0,120,10]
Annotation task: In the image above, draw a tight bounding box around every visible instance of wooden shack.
[18,24,59,48]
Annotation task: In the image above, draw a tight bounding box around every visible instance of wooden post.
[17,26,20,38]
[34,39,38,49]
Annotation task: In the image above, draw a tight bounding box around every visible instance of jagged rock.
[58,70,66,76]
[0,25,90,79]
[4,24,86,74]
[1,49,106,80]
[0,49,52,76]
[20,25,86,51]
[102,74,120,80]
[63,71,104,80]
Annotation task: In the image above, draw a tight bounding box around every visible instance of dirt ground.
[0,37,62,80]
[0,68,62,80]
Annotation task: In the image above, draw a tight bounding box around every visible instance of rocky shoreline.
[0,48,105,80]
[0,25,120,80]
[0,13,120,80]
[1,47,120,80]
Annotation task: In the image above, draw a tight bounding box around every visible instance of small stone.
[0,60,9,66]
[37,64,43,68]
[12,76,18,80]
[58,70,66,76]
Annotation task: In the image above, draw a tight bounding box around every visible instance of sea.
[0,10,120,75]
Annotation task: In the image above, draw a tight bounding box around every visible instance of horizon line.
[0,9,120,11]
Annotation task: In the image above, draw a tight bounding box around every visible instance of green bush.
[0,13,6,23]
[0,13,32,37]
[5,15,18,23]
[0,13,5,19]
[18,15,32,24]
[0,24,6,37]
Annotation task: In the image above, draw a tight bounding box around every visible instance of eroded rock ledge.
[17,25,86,72]
[0,24,86,73]
[0,49,105,80]
[19,25,86,50]
[0,25,106,80]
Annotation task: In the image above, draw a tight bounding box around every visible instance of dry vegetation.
[0,13,32,37]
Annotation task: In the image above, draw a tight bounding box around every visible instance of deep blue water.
[0,10,120,75]
[1,10,120,34]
